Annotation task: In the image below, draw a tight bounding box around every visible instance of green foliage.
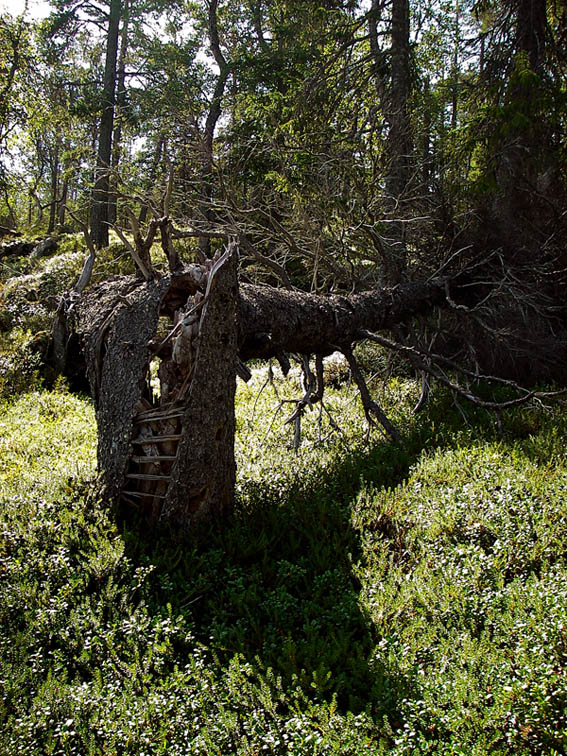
[1,376,567,753]
[0,328,44,397]
[0,245,85,344]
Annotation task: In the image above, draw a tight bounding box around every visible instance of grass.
[0,368,566,754]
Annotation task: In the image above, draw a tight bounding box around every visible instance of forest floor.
[0,366,566,755]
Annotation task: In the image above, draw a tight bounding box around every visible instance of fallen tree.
[65,243,444,528]
[58,229,567,533]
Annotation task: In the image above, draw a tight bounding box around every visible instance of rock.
[30,237,58,258]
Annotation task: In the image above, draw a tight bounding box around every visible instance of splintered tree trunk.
[159,250,238,527]
[72,247,241,532]
[71,247,453,532]
[67,241,567,534]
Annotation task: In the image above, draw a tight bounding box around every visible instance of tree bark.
[47,137,60,235]
[158,249,238,528]
[68,257,449,532]
[73,269,452,506]
[492,0,552,250]
[237,279,447,359]
[366,0,413,285]
[63,241,567,534]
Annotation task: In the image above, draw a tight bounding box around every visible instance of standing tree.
[89,0,122,248]
[384,0,411,284]
[0,10,33,226]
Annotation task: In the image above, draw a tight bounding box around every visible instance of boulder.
[30,237,58,258]
[0,240,35,258]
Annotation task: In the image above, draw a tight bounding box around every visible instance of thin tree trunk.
[385,0,411,284]
[47,138,60,235]
[451,0,460,130]
[369,0,387,110]
[422,77,432,190]
[90,0,122,249]
[58,179,68,227]
[199,0,230,257]
[108,0,129,227]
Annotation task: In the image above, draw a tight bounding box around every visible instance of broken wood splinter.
[122,490,168,500]
[133,409,185,422]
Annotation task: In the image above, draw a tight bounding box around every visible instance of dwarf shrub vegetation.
[0,369,566,754]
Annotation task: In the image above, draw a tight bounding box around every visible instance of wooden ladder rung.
[125,473,171,481]
[134,410,185,423]
[131,435,182,444]
[122,490,167,500]
[131,456,177,463]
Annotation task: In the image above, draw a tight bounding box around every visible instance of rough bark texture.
[71,258,449,529]
[159,249,238,528]
[238,279,447,358]
[74,276,171,506]
[72,253,242,531]
[69,246,567,532]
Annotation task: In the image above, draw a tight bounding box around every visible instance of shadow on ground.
[119,391,503,718]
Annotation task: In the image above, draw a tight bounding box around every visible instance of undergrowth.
[0,370,566,754]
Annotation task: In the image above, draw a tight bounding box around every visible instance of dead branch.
[159,218,181,272]
[238,231,293,290]
[65,207,97,295]
[342,346,403,443]
[358,329,567,409]
[112,223,152,280]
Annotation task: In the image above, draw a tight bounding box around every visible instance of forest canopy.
[1,0,565,280]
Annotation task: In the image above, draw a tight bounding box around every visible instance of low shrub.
[0,379,566,754]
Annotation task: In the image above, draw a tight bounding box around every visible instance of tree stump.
[74,246,238,532]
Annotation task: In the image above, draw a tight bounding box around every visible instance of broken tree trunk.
[67,239,567,533]
[72,247,238,530]
[69,248,452,531]
[157,244,238,527]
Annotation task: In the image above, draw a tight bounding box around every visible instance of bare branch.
[239,232,293,290]
[65,207,97,295]
[342,346,403,443]
[112,223,152,281]
[358,329,567,409]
